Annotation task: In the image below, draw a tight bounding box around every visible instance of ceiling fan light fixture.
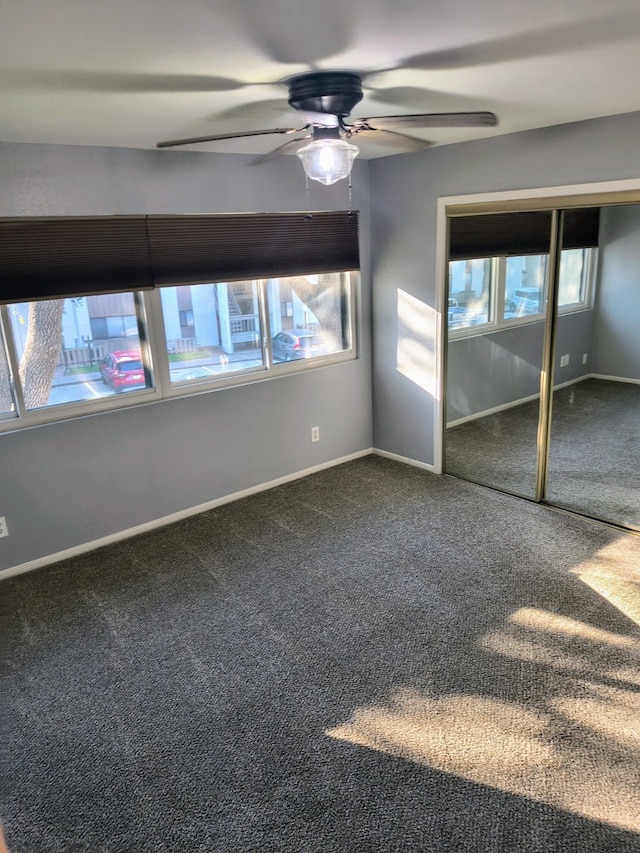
[296,134,359,186]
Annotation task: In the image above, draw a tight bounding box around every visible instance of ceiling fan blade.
[355,112,498,131]
[3,69,254,94]
[393,15,640,71]
[250,135,313,165]
[364,85,456,109]
[210,98,290,122]
[157,126,309,148]
[239,1,354,64]
[349,128,431,152]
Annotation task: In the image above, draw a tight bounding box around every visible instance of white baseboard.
[0,449,373,583]
[447,392,540,428]
[373,447,436,473]
[447,373,594,428]
[590,373,640,385]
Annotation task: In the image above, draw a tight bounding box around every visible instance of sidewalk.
[53,350,260,387]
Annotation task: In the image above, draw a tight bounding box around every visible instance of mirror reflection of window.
[558,248,593,310]
[504,255,548,319]
[448,248,596,338]
[447,258,492,330]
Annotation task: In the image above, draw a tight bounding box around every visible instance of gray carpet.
[446,378,640,530]
[2,456,640,852]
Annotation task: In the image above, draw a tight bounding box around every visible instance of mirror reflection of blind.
[448,208,600,260]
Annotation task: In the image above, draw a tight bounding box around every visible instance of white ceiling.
[2,0,640,160]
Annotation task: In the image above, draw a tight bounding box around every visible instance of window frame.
[0,294,159,429]
[0,270,359,433]
[556,247,598,315]
[151,271,357,398]
[447,248,596,340]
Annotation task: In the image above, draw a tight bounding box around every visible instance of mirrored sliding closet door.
[444,200,639,533]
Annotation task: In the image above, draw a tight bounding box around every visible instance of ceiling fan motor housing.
[287,71,364,117]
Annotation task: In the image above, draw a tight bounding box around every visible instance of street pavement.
[47,355,264,407]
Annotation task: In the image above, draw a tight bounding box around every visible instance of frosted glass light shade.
[296,138,359,185]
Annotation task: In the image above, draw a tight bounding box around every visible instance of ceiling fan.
[157,70,498,184]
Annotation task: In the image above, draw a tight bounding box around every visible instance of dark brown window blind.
[0,216,153,304]
[562,207,601,249]
[0,211,360,303]
[448,208,600,261]
[146,211,360,286]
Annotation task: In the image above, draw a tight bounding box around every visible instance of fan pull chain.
[305,172,310,214]
[348,176,353,214]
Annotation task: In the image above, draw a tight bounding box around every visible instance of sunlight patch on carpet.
[326,684,640,833]
[327,589,640,833]
[571,536,640,627]
[479,606,640,680]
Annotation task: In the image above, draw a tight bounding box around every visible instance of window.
[267,272,351,365]
[1,293,152,416]
[161,280,264,386]
[503,254,548,320]
[0,270,357,430]
[558,248,593,310]
[448,248,595,337]
[447,259,492,328]
[160,272,352,387]
[0,211,359,430]
[178,310,195,339]
[89,317,108,340]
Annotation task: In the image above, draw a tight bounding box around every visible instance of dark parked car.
[99,350,146,392]
[271,329,331,362]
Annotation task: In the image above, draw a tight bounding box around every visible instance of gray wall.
[0,142,372,572]
[446,311,595,424]
[370,111,640,464]
[447,323,545,423]
[593,203,640,380]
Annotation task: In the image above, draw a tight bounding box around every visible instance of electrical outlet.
[311,426,320,443]
[0,516,8,538]
[582,353,588,365]
[560,354,570,368]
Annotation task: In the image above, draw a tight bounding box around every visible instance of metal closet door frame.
[438,182,640,525]
[534,208,562,502]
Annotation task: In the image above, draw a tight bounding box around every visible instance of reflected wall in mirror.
[445,322,544,499]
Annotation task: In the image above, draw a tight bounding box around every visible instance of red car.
[99,350,146,393]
